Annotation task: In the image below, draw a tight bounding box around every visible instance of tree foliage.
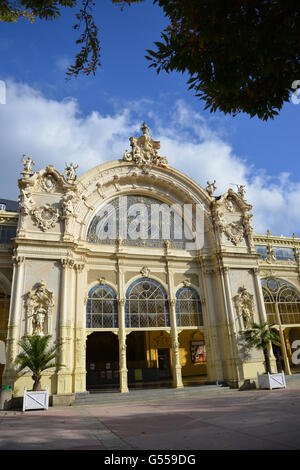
[147,0,300,120]
[242,322,280,374]
[15,334,64,391]
[1,1,300,119]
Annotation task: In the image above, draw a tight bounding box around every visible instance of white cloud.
[0,80,298,236]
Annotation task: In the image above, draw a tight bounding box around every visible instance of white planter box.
[257,372,286,390]
[23,386,49,411]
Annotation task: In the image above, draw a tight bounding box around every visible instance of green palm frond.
[15,334,64,376]
[243,322,280,350]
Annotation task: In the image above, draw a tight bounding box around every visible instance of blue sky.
[0,0,299,235]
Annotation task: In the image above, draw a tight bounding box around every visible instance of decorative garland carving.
[32,204,60,231]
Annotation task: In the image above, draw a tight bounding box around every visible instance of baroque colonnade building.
[0,124,300,400]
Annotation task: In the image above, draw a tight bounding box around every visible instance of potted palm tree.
[243,322,286,390]
[15,334,64,410]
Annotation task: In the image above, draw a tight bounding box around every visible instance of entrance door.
[158,348,170,378]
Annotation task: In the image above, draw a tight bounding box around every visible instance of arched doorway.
[125,277,171,387]
[85,284,119,390]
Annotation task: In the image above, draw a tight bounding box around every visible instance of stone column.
[253,267,268,323]
[221,267,239,385]
[3,256,25,386]
[169,299,183,389]
[57,257,72,394]
[118,298,128,393]
[73,262,87,393]
[165,260,183,389]
[274,303,291,375]
[198,260,223,383]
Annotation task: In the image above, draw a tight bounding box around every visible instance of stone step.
[72,384,233,406]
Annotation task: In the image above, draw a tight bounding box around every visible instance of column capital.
[222,266,230,274]
[12,255,25,265]
[253,267,260,275]
[74,262,85,272]
[168,298,176,307]
[60,257,74,268]
[118,297,126,306]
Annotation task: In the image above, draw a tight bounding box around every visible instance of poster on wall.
[190,341,206,363]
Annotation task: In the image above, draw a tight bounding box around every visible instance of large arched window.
[125,278,169,328]
[87,195,195,249]
[175,287,203,327]
[262,278,300,324]
[86,285,118,328]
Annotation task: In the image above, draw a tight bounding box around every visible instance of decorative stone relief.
[123,122,168,169]
[212,186,254,246]
[234,286,254,329]
[225,196,235,212]
[265,244,277,264]
[62,190,77,237]
[25,281,54,336]
[32,204,60,231]
[224,222,245,246]
[18,189,35,216]
[140,266,150,277]
[40,173,57,193]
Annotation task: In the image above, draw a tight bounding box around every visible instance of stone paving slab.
[1,383,300,450]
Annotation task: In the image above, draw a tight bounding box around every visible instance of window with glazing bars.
[176,287,203,327]
[86,285,118,328]
[125,278,169,328]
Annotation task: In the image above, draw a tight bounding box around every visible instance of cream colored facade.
[0,124,299,398]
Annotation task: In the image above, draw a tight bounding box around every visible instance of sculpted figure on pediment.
[205,180,217,197]
[123,123,168,169]
[21,154,35,177]
[64,162,78,182]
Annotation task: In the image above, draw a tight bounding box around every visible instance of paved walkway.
[1,380,300,450]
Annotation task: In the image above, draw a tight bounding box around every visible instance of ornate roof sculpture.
[123,122,168,169]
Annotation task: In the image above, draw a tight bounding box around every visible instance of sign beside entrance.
[191,341,206,363]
